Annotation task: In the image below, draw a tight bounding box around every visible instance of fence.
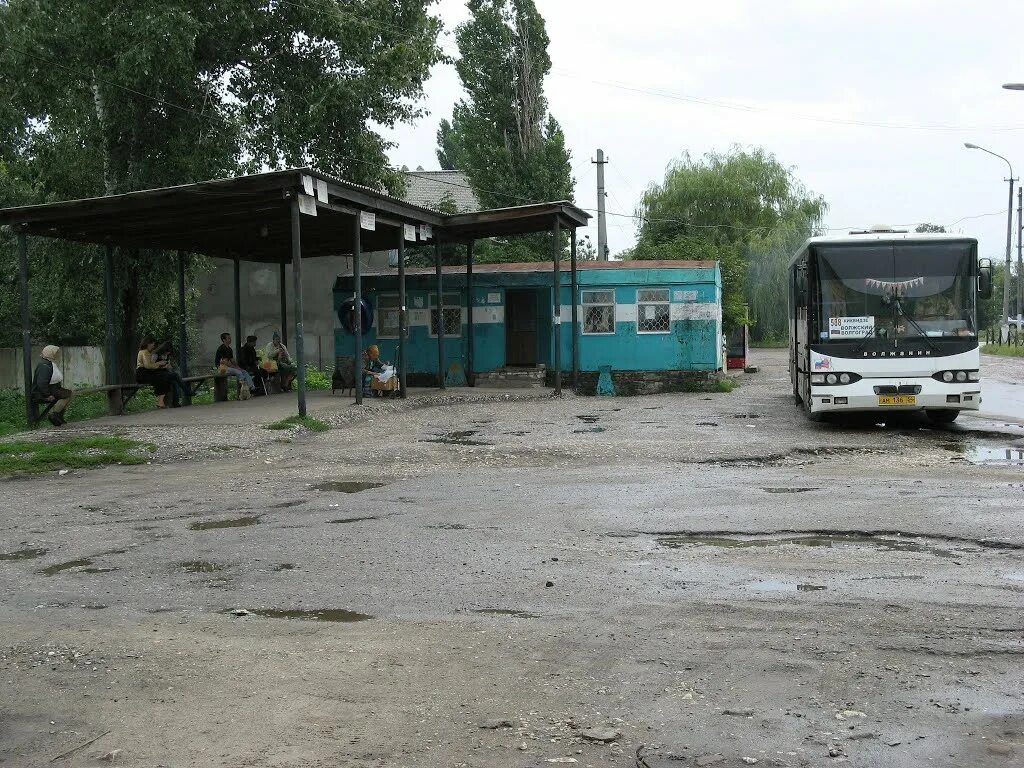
[984,326,1024,346]
[0,346,106,390]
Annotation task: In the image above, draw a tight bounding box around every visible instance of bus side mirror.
[978,259,993,299]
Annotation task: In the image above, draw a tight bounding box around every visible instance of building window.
[637,288,670,333]
[377,294,400,338]
[429,292,462,337]
[582,290,616,334]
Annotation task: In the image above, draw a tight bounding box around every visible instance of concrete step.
[475,378,545,389]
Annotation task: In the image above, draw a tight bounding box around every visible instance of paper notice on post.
[828,316,874,339]
[404,224,417,242]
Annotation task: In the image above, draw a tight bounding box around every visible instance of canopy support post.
[436,239,445,389]
[290,196,307,417]
[570,230,579,391]
[398,229,408,399]
[177,251,190,403]
[232,256,242,355]
[103,244,121,415]
[466,240,475,386]
[279,262,288,346]
[353,213,363,405]
[552,217,562,396]
[18,229,33,426]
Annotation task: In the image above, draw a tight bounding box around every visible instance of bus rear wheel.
[925,409,959,424]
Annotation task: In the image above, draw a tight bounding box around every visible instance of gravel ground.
[1,349,1023,768]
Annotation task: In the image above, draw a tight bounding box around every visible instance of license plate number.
[878,395,916,406]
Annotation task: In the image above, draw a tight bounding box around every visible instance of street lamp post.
[1003,83,1024,325]
[965,142,1015,341]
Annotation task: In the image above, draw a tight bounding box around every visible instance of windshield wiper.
[851,324,879,357]
[893,300,939,353]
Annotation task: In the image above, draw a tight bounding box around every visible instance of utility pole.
[1005,175,1015,339]
[593,149,609,261]
[1018,186,1022,323]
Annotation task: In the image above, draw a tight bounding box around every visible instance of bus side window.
[795,263,808,307]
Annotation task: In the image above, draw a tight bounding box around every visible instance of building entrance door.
[505,289,537,367]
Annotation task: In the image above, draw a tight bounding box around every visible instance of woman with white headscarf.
[32,345,74,426]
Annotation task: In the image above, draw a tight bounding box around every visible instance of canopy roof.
[0,168,589,262]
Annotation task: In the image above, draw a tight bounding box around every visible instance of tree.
[0,0,444,375]
[631,147,826,330]
[435,0,573,261]
[915,223,947,233]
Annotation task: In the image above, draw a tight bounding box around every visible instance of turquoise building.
[334,260,723,386]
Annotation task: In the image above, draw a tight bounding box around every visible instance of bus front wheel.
[926,409,960,424]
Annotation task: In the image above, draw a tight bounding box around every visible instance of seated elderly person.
[32,345,74,426]
[362,345,397,397]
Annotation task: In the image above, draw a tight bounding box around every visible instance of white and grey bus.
[789,230,992,422]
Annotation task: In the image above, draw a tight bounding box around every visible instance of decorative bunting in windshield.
[865,277,925,291]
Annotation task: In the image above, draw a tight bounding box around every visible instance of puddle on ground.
[473,608,539,618]
[428,523,469,530]
[573,426,606,433]
[961,446,1024,466]
[180,561,224,573]
[311,481,387,493]
[227,608,372,622]
[0,547,48,561]
[761,487,819,494]
[81,603,108,610]
[274,563,297,571]
[695,422,719,427]
[505,430,530,436]
[38,559,93,576]
[328,515,379,524]
[421,431,492,446]
[733,414,761,419]
[189,516,261,531]
[745,580,827,592]
[80,567,117,574]
[577,415,601,423]
[655,533,957,558]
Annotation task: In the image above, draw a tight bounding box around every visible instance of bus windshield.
[815,242,976,341]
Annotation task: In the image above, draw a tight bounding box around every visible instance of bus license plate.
[878,395,916,406]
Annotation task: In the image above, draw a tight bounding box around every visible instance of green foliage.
[0,0,444,365]
[982,343,1024,357]
[437,0,572,261]
[631,146,826,330]
[0,435,153,474]
[745,213,818,341]
[915,223,947,233]
[304,367,333,391]
[267,414,329,432]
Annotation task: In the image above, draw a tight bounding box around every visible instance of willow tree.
[0,0,444,372]
[632,147,826,332]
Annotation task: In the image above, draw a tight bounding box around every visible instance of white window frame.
[376,293,400,339]
[637,288,671,334]
[581,289,617,335]
[429,291,462,338]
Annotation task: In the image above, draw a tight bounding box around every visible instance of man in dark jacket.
[32,345,73,426]
[237,335,267,395]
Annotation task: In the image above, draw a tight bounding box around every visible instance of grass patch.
[982,344,1024,357]
[267,414,330,433]
[751,340,788,349]
[0,435,154,475]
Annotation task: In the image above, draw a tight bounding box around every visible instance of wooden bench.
[30,383,143,426]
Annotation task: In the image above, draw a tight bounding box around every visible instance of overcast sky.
[384,0,1024,262]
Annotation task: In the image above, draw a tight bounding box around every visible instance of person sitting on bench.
[264,331,296,391]
[214,332,254,399]
[32,345,74,426]
[137,336,179,408]
[154,341,186,406]
[237,334,268,396]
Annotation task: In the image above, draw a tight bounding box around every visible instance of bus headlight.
[955,371,967,382]
[839,373,851,384]
[826,373,838,385]
[942,371,954,382]
[811,374,825,384]
[967,370,980,381]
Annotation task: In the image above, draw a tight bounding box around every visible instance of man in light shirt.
[264,331,296,391]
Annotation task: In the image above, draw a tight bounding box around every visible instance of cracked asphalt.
[1,348,1022,768]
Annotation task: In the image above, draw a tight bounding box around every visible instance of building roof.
[0,168,588,262]
[359,259,717,278]
[403,170,480,212]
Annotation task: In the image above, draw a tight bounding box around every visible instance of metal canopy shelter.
[0,168,588,424]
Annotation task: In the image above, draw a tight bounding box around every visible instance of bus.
[789,230,992,423]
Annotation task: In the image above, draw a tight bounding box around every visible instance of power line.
[549,68,1024,133]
